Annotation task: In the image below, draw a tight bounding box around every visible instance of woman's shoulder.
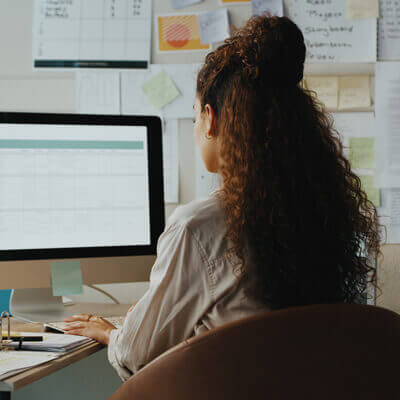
[166,192,229,262]
[167,193,224,233]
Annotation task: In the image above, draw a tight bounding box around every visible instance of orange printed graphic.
[157,14,210,52]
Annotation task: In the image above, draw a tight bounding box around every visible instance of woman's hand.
[63,314,117,345]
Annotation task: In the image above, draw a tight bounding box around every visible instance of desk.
[0,303,131,400]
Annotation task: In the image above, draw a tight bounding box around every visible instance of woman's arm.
[65,223,213,381]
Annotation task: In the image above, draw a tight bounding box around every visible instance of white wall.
[2,1,398,311]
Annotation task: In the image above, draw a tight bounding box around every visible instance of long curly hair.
[196,15,381,310]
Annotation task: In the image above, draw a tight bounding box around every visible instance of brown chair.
[108,304,400,400]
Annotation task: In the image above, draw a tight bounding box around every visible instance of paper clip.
[0,311,12,351]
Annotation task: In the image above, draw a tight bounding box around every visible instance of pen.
[2,335,43,342]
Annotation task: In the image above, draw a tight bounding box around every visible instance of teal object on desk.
[0,289,12,314]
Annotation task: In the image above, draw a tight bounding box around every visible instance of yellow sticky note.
[142,70,181,110]
[349,137,375,169]
[359,175,381,207]
[339,76,371,110]
[51,260,83,297]
[347,0,379,19]
[306,76,339,109]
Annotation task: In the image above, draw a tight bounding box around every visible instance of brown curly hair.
[196,15,381,310]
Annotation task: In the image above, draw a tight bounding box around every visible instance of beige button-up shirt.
[107,193,267,381]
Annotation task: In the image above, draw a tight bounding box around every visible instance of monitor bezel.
[0,112,165,261]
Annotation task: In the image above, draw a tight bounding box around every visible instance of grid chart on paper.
[34,0,151,69]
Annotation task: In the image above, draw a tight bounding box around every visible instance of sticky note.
[306,76,339,109]
[198,9,230,45]
[142,70,181,110]
[349,137,375,169]
[359,175,381,207]
[347,0,379,20]
[252,0,284,17]
[339,76,371,110]
[51,260,83,297]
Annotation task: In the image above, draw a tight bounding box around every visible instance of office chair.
[108,303,400,400]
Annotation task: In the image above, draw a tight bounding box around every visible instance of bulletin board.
[0,0,399,312]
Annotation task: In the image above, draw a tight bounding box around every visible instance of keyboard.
[45,315,126,333]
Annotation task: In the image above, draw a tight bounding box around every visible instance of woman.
[64,15,380,380]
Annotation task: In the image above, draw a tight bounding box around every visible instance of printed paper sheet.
[33,0,152,70]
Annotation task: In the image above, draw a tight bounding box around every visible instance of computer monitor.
[0,112,165,321]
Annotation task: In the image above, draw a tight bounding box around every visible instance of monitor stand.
[9,288,75,323]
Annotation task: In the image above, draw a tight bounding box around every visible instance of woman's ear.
[204,104,217,138]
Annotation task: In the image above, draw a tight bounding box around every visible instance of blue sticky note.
[0,289,11,314]
[51,260,83,296]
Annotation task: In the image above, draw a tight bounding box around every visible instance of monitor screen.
[0,113,164,260]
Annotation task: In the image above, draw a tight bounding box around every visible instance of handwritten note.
[306,76,339,109]
[51,260,83,296]
[349,137,376,169]
[142,70,181,110]
[347,0,379,19]
[198,8,230,45]
[338,76,371,110]
[171,0,203,9]
[252,0,283,17]
[359,175,381,207]
[287,0,377,62]
[379,0,400,60]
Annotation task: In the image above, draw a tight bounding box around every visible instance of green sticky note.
[51,260,83,296]
[141,70,180,110]
[349,137,375,169]
[359,175,381,207]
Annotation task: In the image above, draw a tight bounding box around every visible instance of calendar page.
[33,0,152,70]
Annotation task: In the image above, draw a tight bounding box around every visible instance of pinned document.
[163,120,179,204]
[375,62,400,188]
[378,0,400,60]
[76,72,121,115]
[338,76,371,110]
[51,260,83,297]
[171,0,203,9]
[286,0,377,63]
[252,0,283,17]
[122,64,200,119]
[349,137,376,169]
[220,0,250,4]
[142,70,181,110]
[157,14,211,53]
[347,0,379,19]
[198,9,231,45]
[306,76,339,109]
[359,175,381,207]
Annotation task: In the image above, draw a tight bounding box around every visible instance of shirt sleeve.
[107,223,214,381]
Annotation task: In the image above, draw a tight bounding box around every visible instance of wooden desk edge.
[1,341,105,392]
[0,302,132,393]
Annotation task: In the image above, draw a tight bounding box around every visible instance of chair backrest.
[109,304,400,400]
